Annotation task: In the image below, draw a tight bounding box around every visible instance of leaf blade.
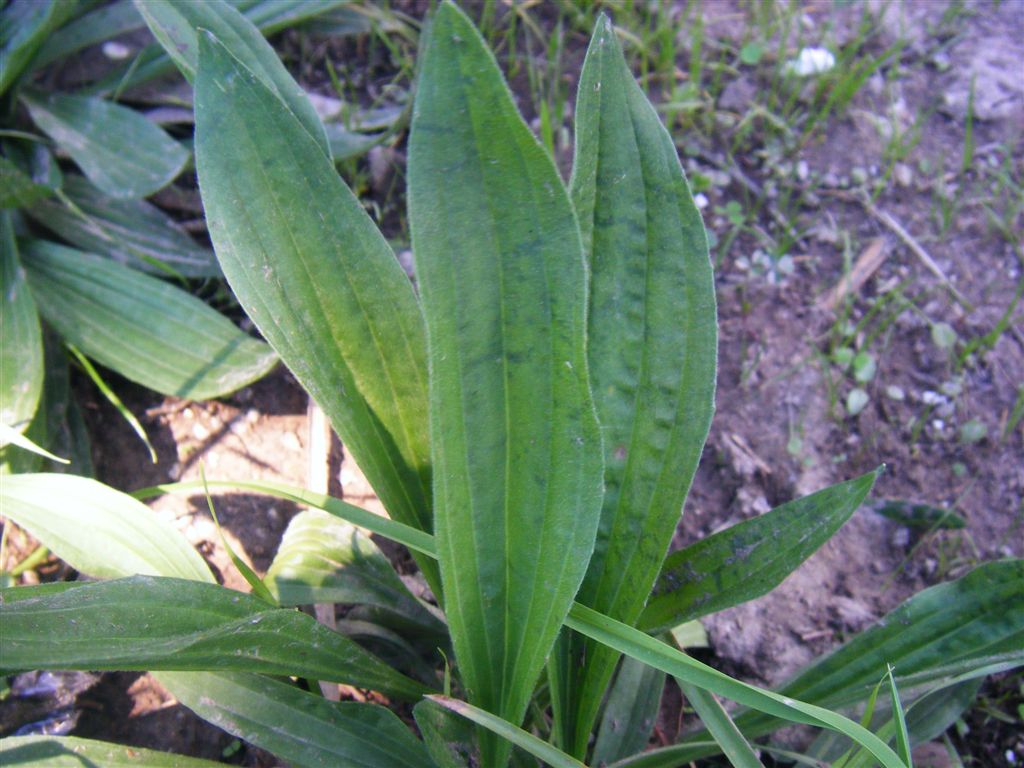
[22,91,189,199]
[1,576,431,701]
[0,213,43,433]
[408,2,603,760]
[0,473,213,582]
[193,32,433,546]
[557,16,718,753]
[22,240,277,400]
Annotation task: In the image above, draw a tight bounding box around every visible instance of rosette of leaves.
[1,3,1020,767]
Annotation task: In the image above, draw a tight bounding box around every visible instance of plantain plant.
[2,3,1021,767]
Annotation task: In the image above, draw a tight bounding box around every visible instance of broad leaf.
[135,0,331,157]
[408,3,603,763]
[0,735,223,767]
[592,656,666,767]
[0,213,43,433]
[0,473,213,582]
[193,34,434,558]
[639,469,880,633]
[265,508,445,637]
[1,576,430,700]
[22,91,189,199]
[555,16,717,754]
[159,671,431,768]
[27,175,219,277]
[0,154,57,210]
[22,240,277,400]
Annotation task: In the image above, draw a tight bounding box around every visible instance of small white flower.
[784,47,836,76]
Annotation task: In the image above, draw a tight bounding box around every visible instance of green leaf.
[26,174,219,277]
[0,0,74,96]
[265,509,444,636]
[414,698,481,768]
[592,656,666,766]
[193,33,433,553]
[159,671,431,768]
[137,478,437,558]
[0,153,58,210]
[0,735,225,767]
[22,91,189,199]
[22,240,277,400]
[640,470,879,633]
[408,3,603,762]
[671,559,1024,762]
[0,575,431,701]
[0,213,43,433]
[135,0,330,157]
[31,1,147,71]
[555,15,717,754]
[564,603,908,768]
[868,498,965,530]
[677,681,765,768]
[0,473,213,582]
[426,696,588,768]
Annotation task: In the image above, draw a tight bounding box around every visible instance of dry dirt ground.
[2,1,1022,765]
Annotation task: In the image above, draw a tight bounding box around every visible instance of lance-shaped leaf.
[22,240,277,400]
[135,0,330,157]
[1,213,43,433]
[554,15,718,756]
[27,174,219,278]
[639,469,880,633]
[22,91,189,199]
[159,671,431,768]
[30,0,149,71]
[193,34,434,554]
[1,575,431,701]
[414,698,481,768]
[408,4,604,764]
[0,473,213,582]
[265,508,445,637]
[591,656,666,767]
[0,735,224,767]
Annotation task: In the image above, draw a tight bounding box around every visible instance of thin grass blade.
[677,682,765,768]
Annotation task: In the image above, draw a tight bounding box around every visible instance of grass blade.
[23,240,278,401]
[640,469,880,633]
[557,15,718,751]
[193,33,434,559]
[565,602,908,768]
[408,4,603,762]
[426,695,588,768]
[22,91,188,199]
[1,576,431,701]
